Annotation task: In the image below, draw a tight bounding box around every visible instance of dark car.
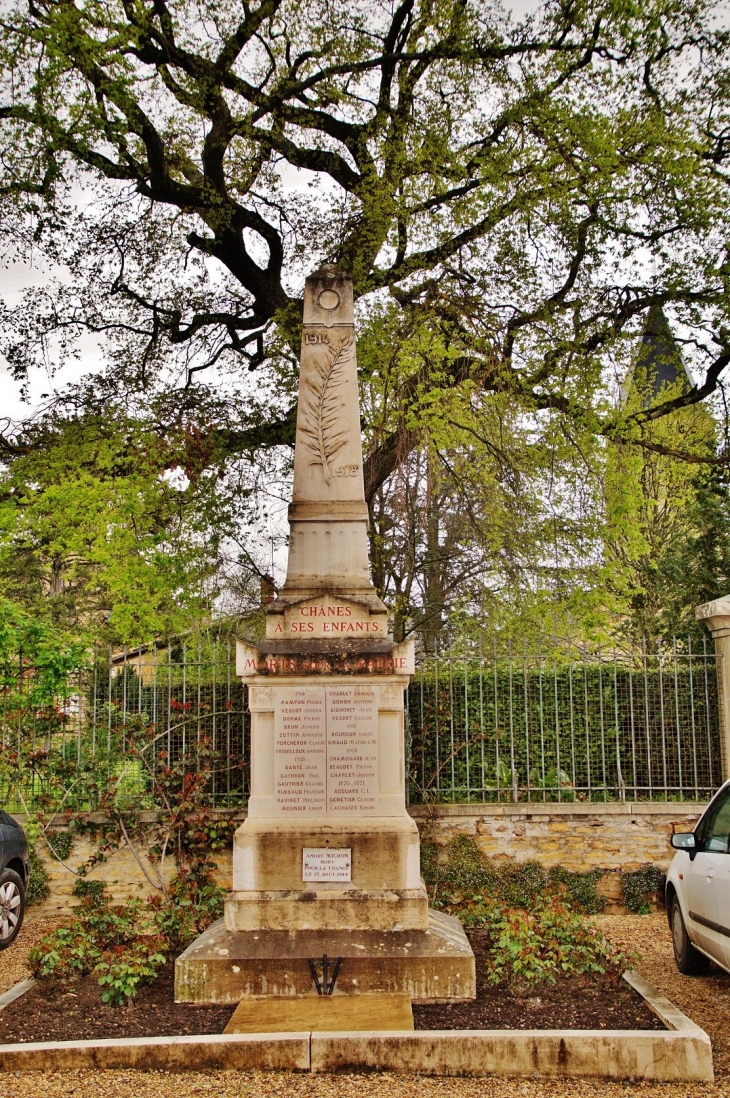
[0,811,29,949]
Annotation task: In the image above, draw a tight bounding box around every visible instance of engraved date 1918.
[333,464,359,477]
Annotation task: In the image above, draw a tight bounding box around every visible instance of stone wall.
[24,813,242,918]
[20,801,705,916]
[410,801,705,912]
[409,801,704,870]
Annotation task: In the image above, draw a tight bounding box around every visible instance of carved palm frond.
[299,334,353,485]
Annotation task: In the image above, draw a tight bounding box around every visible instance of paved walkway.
[0,913,727,1098]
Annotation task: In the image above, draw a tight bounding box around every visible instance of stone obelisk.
[175,267,474,1004]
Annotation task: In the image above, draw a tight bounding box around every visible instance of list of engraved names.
[326,687,378,812]
[273,688,326,813]
[273,686,378,814]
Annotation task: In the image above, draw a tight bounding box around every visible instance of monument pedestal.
[174,266,474,1006]
[175,909,475,1004]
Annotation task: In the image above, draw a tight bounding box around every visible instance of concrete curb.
[0,973,713,1080]
[623,969,706,1033]
[310,1028,713,1080]
[0,1033,311,1072]
[0,979,36,1011]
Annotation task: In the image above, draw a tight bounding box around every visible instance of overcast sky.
[0,0,551,426]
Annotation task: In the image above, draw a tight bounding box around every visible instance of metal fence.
[406,638,722,804]
[0,634,723,811]
[1,637,249,813]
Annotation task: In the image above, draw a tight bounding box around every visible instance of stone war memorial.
[175,267,476,1020]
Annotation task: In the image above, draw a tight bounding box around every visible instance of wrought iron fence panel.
[0,635,249,812]
[406,639,721,804]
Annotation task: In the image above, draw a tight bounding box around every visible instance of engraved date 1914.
[305,332,330,345]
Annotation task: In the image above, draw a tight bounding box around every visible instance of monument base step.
[224,887,429,932]
[175,909,475,1004]
[223,993,414,1033]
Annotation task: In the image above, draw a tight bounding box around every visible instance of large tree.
[1,0,729,504]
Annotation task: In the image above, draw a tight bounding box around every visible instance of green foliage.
[26,715,230,1003]
[421,836,626,989]
[603,390,728,643]
[408,656,713,805]
[95,940,168,1006]
[25,858,49,907]
[0,0,728,655]
[29,887,170,1005]
[46,830,74,862]
[621,865,666,915]
[72,879,107,904]
[146,871,225,955]
[0,407,249,645]
[547,867,605,916]
[478,898,630,990]
[421,835,605,915]
[0,598,87,708]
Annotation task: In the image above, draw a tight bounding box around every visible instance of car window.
[697,789,730,853]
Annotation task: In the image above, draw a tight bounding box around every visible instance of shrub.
[421,836,605,915]
[95,938,168,1005]
[480,897,631,991]
[621,865,666,914]
[548,866,605,915]
[29,889,167,1004]
[73,878,107,903]
[25,858,49,906]
[147,869,225,953]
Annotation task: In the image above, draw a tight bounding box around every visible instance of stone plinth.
[175,910,475,1004]
[224,890,429,933]
[223,668,429,936]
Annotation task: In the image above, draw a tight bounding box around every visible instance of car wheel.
[0,869,25,950]
[671,895,710,975]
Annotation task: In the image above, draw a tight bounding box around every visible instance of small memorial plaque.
[302,847,352,882]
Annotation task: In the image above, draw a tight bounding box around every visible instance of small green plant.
[95,939,167,1005]
[548,867,605,915]
[146,869,225,953]
[621,865,665,914]
[25,858,50,906]
[528,767,575,802]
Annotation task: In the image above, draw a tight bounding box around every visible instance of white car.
[666,779,730,976]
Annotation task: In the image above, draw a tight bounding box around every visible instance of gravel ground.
[0,913,728,1098]
[595,913,730,1079]
[0,915,65,995]
[0,1070,727,1098]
